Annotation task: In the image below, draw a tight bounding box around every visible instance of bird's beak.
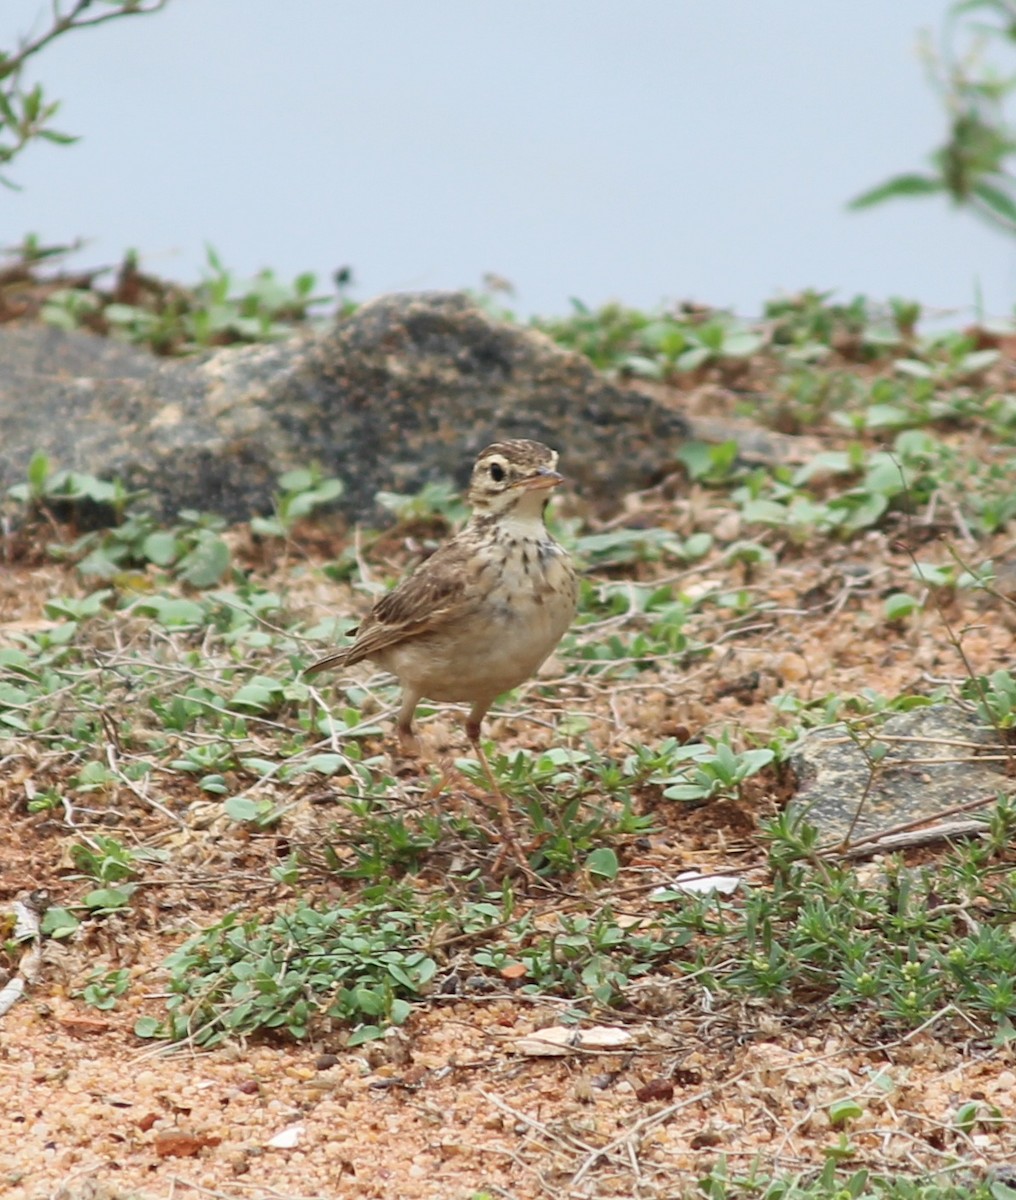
[516,467,564,491]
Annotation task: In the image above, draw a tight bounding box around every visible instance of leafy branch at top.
[850,0,1016,236]
[0,0,169,187]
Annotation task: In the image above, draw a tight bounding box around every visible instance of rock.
[790,703,1008,846]
[0,292,691,524]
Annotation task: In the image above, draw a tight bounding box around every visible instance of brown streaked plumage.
[305,440,578,763]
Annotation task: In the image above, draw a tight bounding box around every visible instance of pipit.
[305,439,578,850]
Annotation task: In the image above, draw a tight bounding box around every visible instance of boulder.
[791,703,1007,847]
[0,291,691,523]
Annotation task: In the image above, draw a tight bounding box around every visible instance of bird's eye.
[489,462,505,482]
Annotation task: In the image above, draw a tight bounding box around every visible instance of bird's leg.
[395,688,423,758]
[466,706,533,878]
[394,687,457,807]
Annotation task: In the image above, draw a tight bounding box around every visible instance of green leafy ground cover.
[3,268,1016,1198]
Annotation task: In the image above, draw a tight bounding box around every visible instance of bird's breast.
[382,532,576,705]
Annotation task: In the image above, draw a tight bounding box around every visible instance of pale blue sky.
[2,1,1012,320]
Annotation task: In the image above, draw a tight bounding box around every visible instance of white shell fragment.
[652,870,742,898]
[515,1025,633,1057]
[266,1123,306,1149]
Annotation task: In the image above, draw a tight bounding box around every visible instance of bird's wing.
[320,538,483,668]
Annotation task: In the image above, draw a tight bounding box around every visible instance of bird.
[305,439,578,849]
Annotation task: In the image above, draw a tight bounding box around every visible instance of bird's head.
[466,439,563,519]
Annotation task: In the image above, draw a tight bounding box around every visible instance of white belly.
[378,539,576,706]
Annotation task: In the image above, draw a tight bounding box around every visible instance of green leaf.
[828,1099,863,1126]
[971,179,1016,228]
[848,174,946,209]
[134,597,206,626]
[885,592,920,621]
[27,451,50,494]
[954,1100,980,1132]
[37,129,78,146]
[225,795,260,822]
[910,562,952,587]
[347,1024,384,1046]
[231,683,277,711]
[387,962,416,990]
[83,887,134,911]
[177,537,230,587]
[250,515,285,538]
[720,330,764,357]
[622,354,664,379]
[22,84,42,123]
[278,468,314,493]
[793,451,854,484]
[353,986,384,1016]
[240,756,279,777]
[40,906,80,938]
[740,498,791,525]
[288,478,344,517]
[838,491,888,532]
[141,531,179,566]
[389,997,412,1025]
[738,748,775,775]
[957,348,1001,375]
[676,442,718,480]
[585,847,619,879]
[676,346,711,371]
[863,403,909,429]
[682,532,713,559]
[302,753,346,775]
[134,1016,163,1039]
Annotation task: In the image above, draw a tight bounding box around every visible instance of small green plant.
[140,895,462,1046]
[953,1099,1003,1135]
[69,835,137,884]
[476,905,680,1005]
[77,967,131,1011]
[1,3,168,187]
[38,245,335,354]
[625,736,774,804]
[622,313,764,378]
[454,745,653,877]
[6,452,142,521]
[851,0,1016,237]
[884,591,923,622]
[828,1098,865,1129]
[698,1156,1007,1200]
[374,478,468,526]
[573,527,711,569]
[723,817,1016,1035]
[964,668,1016,729]
[326,798,464,880]
[7,457,238,586]
[534,300,763,379]
[532,300,655,371]
[893,330,1000,385]
[250,467,344,539]
[766,290,878,353]
[733,430,1016,544]
[169,742,237,793]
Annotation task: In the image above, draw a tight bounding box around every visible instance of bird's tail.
[303,651,351,677]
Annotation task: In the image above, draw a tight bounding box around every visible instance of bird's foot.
[490,822,541,884]
[395,727,422,758]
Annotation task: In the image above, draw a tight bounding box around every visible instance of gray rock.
[791,703,1009,845]
[0,292,691,523]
